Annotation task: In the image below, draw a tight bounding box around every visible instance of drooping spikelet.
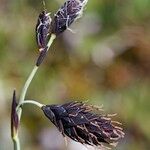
[51,0,88,35]
[42,101,124,149]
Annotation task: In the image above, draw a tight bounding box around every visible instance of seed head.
[35,10,52,66]
[42,101,124,149]
[51,0,88,35]
[36,10,52,51]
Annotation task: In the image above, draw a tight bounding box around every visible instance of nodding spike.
[42,101,124,149]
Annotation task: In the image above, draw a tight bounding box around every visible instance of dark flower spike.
[11,90,19,139]
[36,10,52,52]
[42,101,124,149]
[51,0,88,35]
[35,10,54,66]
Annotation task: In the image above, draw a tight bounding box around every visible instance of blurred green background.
[0,0,150,149]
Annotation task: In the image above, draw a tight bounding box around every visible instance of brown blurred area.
[0,0,150,149]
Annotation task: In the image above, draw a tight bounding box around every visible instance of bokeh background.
[0,0,150,149]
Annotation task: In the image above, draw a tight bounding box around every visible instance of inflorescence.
[11,0,124,149]
[42,101,124,149]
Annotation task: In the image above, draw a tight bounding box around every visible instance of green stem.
[17,65,39,120]
[47,34,56,48]
[17,33,56,120]
[13,137,20,150]
[13,34,56,150]
[17,100,44,109]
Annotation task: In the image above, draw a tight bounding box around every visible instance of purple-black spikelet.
[42,101,124,149]
[36,10,52,52]
[11,90,19,139]
[35,10,52,66]
[51,0,88,35]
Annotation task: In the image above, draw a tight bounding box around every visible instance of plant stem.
[13,137,20,150]
[17,34,56,120]
[17,66,39,120]
[17,100,44,109]
[47,34,56,48]
[13,34,56,150]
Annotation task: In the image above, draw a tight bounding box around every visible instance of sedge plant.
[11,0,124,150]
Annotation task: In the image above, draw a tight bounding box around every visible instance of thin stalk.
[47,34,56,48]
[17,66,38,120]
[13,34,56,150]
[13,137,20,150]
[17,100,44,109]
[17,34,56,120]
